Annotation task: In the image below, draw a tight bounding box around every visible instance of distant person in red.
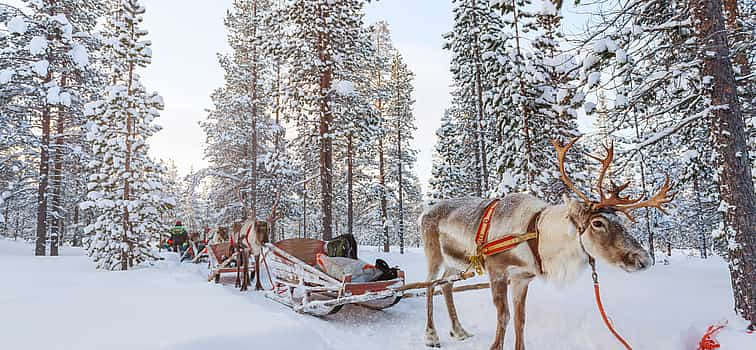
[170,221,188,253]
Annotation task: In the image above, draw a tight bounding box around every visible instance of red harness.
[471,199,541,274]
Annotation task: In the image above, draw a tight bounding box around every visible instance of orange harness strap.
[469,200,539,275]
[590,258,633,350]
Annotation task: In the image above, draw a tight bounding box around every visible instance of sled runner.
[207,242,255,284]
[264,238,405,316]
[180,241,208,264]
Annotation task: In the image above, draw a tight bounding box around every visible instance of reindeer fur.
[419,193,650,350]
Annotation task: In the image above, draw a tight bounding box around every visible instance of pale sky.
[141,0,455,194]
[6,0,593,193]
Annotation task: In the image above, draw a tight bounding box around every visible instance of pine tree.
[691,0,756,329]
[1,0,105,255]
[284,0,368,240]
[429,112,469,200]
[579,0,755,325]
[82,0,172,270]
[385,52,419,254]
[443,0,505,196]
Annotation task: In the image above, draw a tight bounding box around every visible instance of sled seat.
[207,242,254,283]
[272,238,326,266]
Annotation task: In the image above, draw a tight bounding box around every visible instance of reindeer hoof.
[425,330,441,348]
[450,328,473,341]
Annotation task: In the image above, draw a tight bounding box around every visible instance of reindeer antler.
[612,176,675,222]
[587,142,615,202]
[552,137,675,222]
[552,136,592,203]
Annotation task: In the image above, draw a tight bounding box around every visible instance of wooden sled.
[264,238,405,316]
[207,242,255,284]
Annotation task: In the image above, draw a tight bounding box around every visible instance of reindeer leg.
[424,264,443,347]
[440,270,472,341]
[511,276,532,350]
[489,276,510,350]
[425,283,442,347]
[254,254,263,291]
[240,251,249,292]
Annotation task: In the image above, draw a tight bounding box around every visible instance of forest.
[1,0,754,334]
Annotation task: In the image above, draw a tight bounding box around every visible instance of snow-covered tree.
[1,0,105,255]
[82,0,172,270]
[283,0,369,240]
[443,0,505,196]
[385,52,421,253]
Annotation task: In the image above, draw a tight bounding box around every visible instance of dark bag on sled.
[326,234,358,259]
[374,258,400,281]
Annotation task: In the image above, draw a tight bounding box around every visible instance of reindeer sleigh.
[264,238,406,316]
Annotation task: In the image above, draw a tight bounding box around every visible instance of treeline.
[0,0,175,269]
[430,0,754,324]
[0,0,424,257]
[167,0,423,252]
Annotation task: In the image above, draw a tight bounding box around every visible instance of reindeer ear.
[565,198,590,229]
[562,194,570,205]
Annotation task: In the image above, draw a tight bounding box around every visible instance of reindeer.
[229,219,269,291]
[419,137,674,349]
[229,193,281,291]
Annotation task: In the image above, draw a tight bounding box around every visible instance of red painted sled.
[264,238,405,316]
[207,242,255,284]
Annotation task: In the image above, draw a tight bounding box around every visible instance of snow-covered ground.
[1,238,753,350]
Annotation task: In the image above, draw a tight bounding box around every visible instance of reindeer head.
[553,137,674,272]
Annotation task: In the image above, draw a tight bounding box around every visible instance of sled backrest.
[273,238,326,266]
[208,242,231,262]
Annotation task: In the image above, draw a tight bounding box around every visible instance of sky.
[140,0,455,194]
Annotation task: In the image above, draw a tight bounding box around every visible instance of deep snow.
[0,238,753,350]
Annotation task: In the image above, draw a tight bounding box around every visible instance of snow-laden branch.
[631,105,727,150]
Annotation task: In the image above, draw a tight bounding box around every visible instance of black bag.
[326,234,358,259]
[374,258,400,281]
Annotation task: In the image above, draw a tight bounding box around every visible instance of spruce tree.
[82,0,172,270]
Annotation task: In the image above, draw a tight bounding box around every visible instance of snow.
[1,238,753,350]
[333,79,355,96]
[587,71,602,87]
[69,43,89,68]
[47,86,61,104]
[0,68,13,84]
[539,0,557,15]
[31,60,49,76]
[28,36,48,55]
[615,93,627,107]
[7,16,28,34]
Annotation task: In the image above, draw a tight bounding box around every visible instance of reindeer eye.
[591,220,605,229]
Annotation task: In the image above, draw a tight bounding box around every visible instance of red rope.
[589,258,632,350]
[593,282,633,350]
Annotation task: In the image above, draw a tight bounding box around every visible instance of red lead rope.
[590,258,633,350]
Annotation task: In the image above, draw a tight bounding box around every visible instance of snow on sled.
[207,242,255,284]
[264,238,405,316]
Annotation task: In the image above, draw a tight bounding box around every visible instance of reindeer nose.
[625,251,651,271]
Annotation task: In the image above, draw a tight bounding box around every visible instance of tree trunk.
[122,23,137,271]
[73,204,79,247]
[35,104,51,256]
[249,0,259,220]
[379,134,389,252]
[692,0,756,327]
[302,180,308,239]
[347,134,354,236]
[510,0,534,190]
[471,0,488,195]
[632,114,656,265]
[693,177,708,259]
[723,0,751,77]
[318,3,333,241]
[397,116,404,254]
[49,86,66,256]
